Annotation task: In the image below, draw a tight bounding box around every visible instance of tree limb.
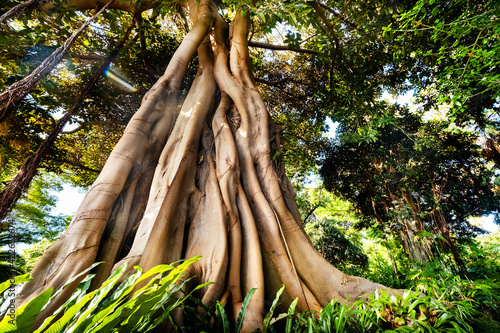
[0,0,117,123]
[61,120,128,134]
[60,158,101,173]
[0,13,135,221]
[0,0,49,26]
[303,205,320,223]
[248,41,318,55]
[40,0,152,14]
[254,77,298,86]
[313,1,357,29]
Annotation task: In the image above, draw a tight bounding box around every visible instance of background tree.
[295,185,369,274]
[6,171,70,243]
[321,106,499,272]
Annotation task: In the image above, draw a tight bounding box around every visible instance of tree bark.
[16,1,390,331]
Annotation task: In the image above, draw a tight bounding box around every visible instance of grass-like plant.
[179,284,480,332]
[0,256,208,333]
[1,256,498,332]
[259,289,476,333]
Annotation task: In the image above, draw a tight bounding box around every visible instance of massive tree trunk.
[16,1,388,330]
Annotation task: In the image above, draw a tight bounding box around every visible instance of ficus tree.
[2,0,394,331]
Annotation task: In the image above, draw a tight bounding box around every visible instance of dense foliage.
[321,107,499,269]
[2,252,499,332]
[386,0,500,125]
[0,257,208,332]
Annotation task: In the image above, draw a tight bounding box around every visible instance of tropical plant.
[258,287,478,332]
[0,256,207,332]
[181,287,259,332]
[7,171,70,244]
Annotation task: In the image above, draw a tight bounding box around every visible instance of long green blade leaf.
[263,285,285,331]
[0,287,53,333]
[235,288,257,333]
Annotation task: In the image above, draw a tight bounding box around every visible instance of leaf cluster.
[0,256,206,332]
[386,0,500,126]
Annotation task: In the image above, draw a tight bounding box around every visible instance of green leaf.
[0,287,53,333]
[148,281,213,331]
[118,291,164,332]
[263,285,285,331]
[66,263,127,332]
[257,11,266,23]
[34,275,95,333]
[216,301,230,333]
[43,290,98,333]
[235,288,257,333]
[0,273,31,295]
[134,264,173,286]
[49,262,101,302]
[286,298,299,333]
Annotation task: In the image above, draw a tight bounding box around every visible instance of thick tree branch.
[248,41,318,55]
[61,120,127,134]
[0,0,49,25]
[60,158,101,173]
[68,53,103,61]
[40,0,152,13]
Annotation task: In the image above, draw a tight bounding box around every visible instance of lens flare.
[104,67,137,92]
